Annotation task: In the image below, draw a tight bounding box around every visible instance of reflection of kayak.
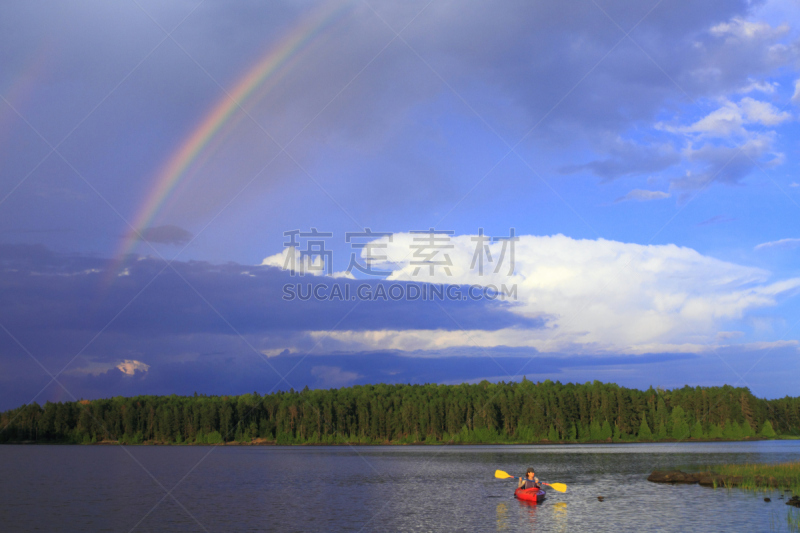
[514,487,546,503]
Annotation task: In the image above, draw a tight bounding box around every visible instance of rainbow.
[109,0,353,277]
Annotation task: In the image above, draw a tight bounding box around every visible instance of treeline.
[1,380,797,445]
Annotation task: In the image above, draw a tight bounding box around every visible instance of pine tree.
[723,420,743,440]
[568,424,577,442]
[600,420,612,441]
[1,381,798,445]
[690,420,704,439]
[638,414,652,440]
[671,406,689,440]
[590,419,602,441]
[760,420,777,438]
[707,423,724,439]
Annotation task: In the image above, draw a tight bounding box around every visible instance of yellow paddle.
[494,469,568,493]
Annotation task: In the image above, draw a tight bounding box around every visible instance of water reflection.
[496,502,508,531]
[2,442,800,532]
[518,498,539,528]
[553,502,568,532]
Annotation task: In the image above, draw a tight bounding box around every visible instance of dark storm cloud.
[0,345,696,411]
[139,224,193,245]
[6,342,796,411]
[0,244,538,361]
[2,244,797,409]
[3,0,800,411]
[0,244,543,408]
[0,244,536,333]
[2,0,791,233]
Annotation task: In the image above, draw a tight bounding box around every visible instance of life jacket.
[519,476,540,490]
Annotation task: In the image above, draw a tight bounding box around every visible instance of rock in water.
[597,496,604,501]
[787,496,800,508]
[764,498,770,502]
[647,470,718,485]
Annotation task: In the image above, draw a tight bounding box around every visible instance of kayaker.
[517,467,541,490]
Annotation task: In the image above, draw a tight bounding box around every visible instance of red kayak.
[515,487,546,503]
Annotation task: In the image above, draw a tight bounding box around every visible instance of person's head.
[526,467,535,479]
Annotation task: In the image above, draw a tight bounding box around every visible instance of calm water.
[1,441,799,532]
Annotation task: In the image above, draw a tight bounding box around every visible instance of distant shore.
[5,435,797,446]
[2,381,795,446]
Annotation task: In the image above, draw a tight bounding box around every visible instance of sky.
[1,0,800,410]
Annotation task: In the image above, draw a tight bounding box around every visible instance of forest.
[1,380,797,445]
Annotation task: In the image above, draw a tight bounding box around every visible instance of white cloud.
[754,238,800,250]
[308,330,798,357]
[666,97,790,138]
[739,78,776,94]
[793,79,800,104]
[308,233,800,354]
[739,97,792,126]
[116,360,150,376]
[615,189,671,203]
[261,246,353,278]
[710,18,788,41]
[716,330,744,340]
[262,348,291,358]
[66,358,150,376]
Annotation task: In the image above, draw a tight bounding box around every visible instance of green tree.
[760,420,777,438]
[638,414,652,440]
[2,382,799,445]
[723,420,742,440]
[707,423,724,439]
[589,420,602,441]
[690,420,704,439]
[670,406,690,440]
[600,420,612,441]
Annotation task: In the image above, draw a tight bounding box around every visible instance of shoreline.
[4,436,795,446]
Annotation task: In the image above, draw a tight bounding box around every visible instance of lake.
[1,441,799,532]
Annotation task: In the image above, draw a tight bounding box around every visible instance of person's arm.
[517,478,525,489]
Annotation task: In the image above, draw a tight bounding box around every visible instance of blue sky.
[1,0,799,409]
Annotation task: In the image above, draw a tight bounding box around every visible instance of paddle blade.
[547,483,567,493]
[495,469,514,479]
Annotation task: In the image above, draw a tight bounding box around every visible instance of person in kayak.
[518,467,541,490]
